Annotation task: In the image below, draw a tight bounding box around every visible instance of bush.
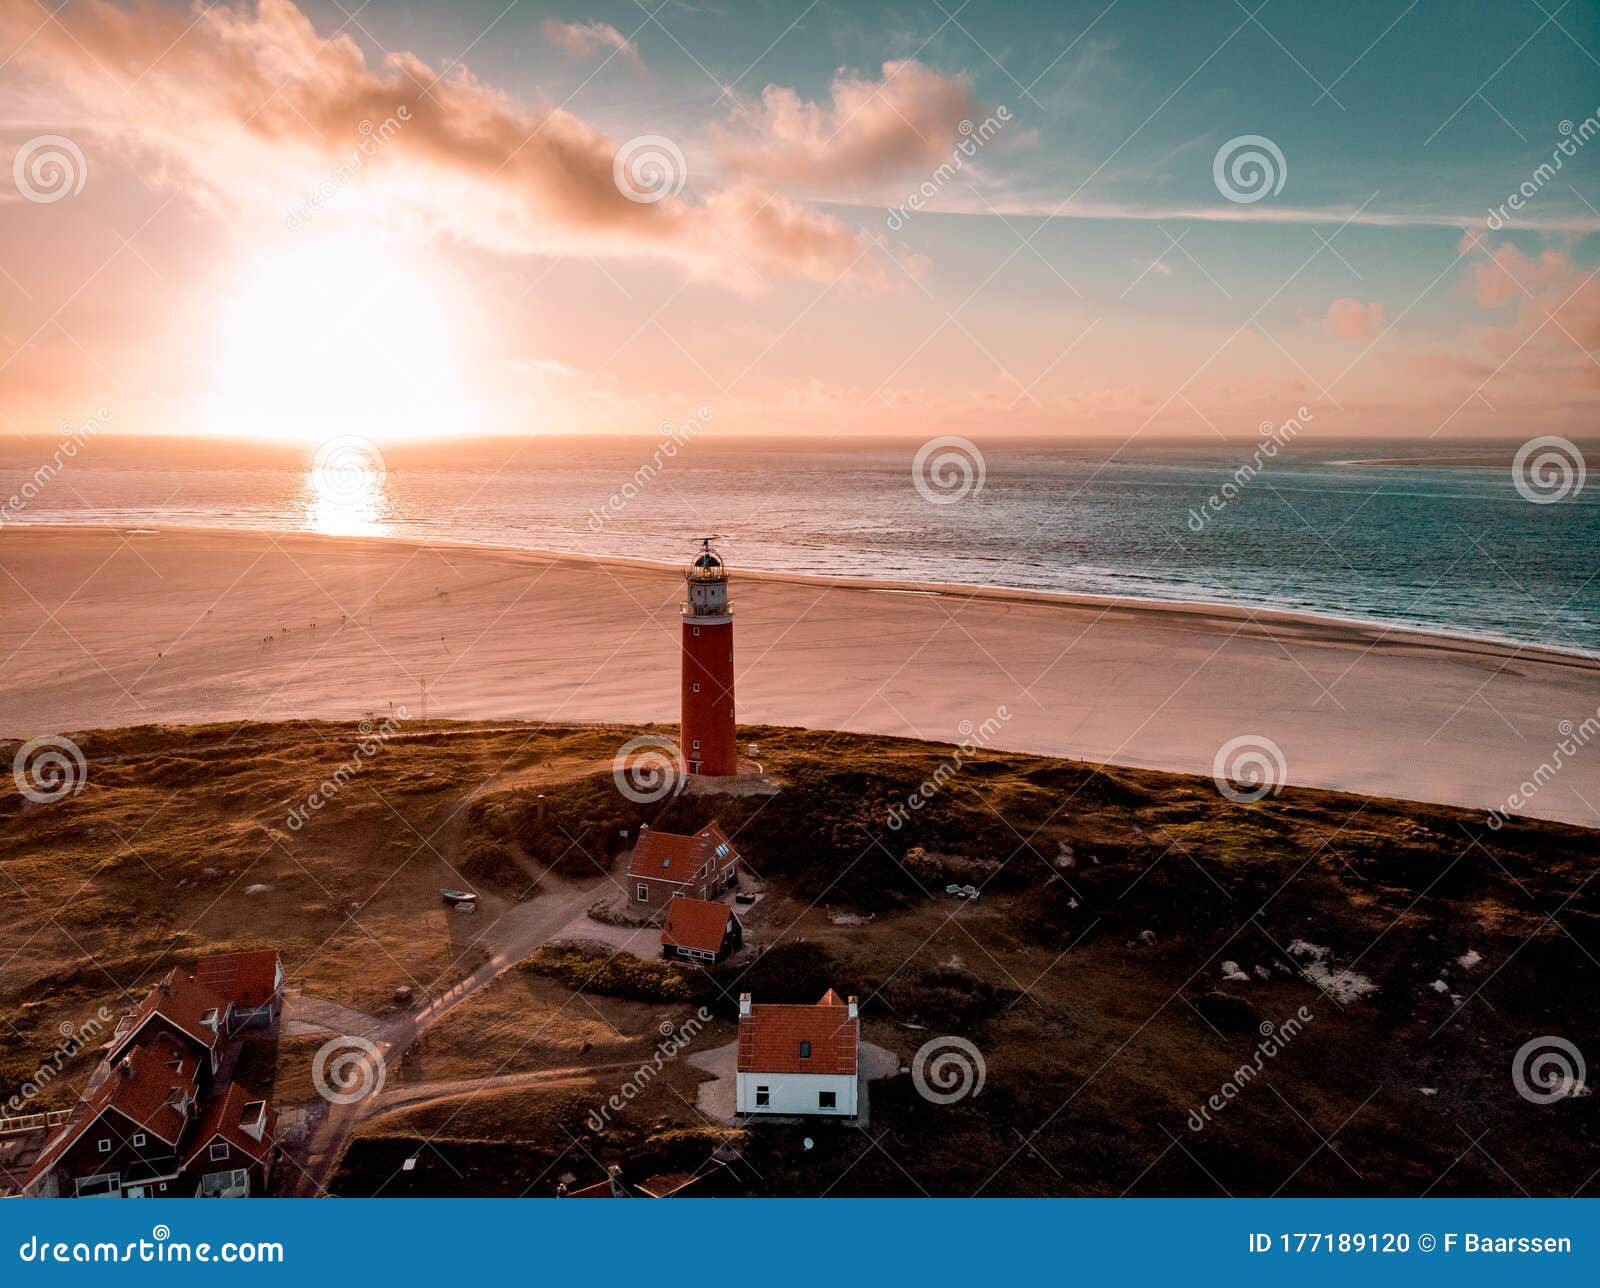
[520,944,704,1002]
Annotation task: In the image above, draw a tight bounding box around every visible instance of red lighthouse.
[681,538,737,776]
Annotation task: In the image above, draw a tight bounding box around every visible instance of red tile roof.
[112,968,229,1058]
[628,821,737,885]
[737,990,858,1076]
[182,1082,275,1167]
[661,898,738,953]
[194,951,281,1010]
[25,1036,199,1185]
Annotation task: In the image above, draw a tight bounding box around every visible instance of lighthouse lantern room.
[681,538,737,776]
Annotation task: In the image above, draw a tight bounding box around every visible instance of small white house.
[735,989,859,1118]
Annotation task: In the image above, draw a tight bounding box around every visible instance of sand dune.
[2,525,1596,827]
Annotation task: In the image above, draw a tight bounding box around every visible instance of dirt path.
[363,1060,643,1122]
[284,757,623,1196]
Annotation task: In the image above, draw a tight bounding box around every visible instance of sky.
[0,0,1597,442]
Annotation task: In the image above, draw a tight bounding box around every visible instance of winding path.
[283,756,623,1196]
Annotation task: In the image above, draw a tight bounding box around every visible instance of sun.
[213,236,469,443]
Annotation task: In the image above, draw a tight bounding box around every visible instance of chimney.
[608,1163,628,1199]
[847,996,859,1020]
[117,1057,135,1080]
[159,980,172,997]
[738,993,752,1017]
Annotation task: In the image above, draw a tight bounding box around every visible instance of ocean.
[2,434,1596,656]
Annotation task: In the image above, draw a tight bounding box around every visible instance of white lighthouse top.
[683,538,731,619]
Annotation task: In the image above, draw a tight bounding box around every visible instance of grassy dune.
[3,719,1596,1196]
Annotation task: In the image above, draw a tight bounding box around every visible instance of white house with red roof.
[736,989,859,1117]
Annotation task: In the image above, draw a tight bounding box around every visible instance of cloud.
[1325,298,1387,340]
[3,0,879,289]
[1467,241,1572,309]
[717,60,984,195]
[1428,239,1600,401]
[541,18,638,62]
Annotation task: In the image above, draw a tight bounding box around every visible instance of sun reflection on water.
[302,435,392,536]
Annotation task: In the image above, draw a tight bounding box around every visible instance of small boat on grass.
[440,888,477,907]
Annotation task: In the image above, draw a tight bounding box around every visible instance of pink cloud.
[2,0,880,290]
[717,60,985,195]
[1469,242,1572,308]
[541,18,638,62]
[1325,298,1387,340]
[1419,239,1600,403]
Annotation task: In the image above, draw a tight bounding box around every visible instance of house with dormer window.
[627,821,739,911]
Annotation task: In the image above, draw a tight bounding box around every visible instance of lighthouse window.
[692,683,700,693]
[692,627,700,636]
[692,740,700,749]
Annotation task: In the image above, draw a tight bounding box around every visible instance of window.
[97,1138,111,1153]
[692,682,701,693]
[209,1142,229,1162]
[692,626,700,636]
[819,1091,837,1109]
[636,884,648,901]
[131,1133,146,1148]
[799,1040,812,1059]
[692,739,700,749]
[755,1086,770,1107]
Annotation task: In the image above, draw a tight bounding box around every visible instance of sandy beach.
[3,525,1597,827]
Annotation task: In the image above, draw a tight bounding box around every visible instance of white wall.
[736,1070,857,1117]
